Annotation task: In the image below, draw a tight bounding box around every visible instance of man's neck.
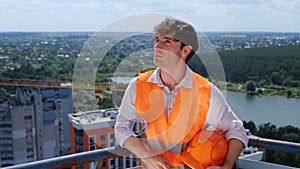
[159,64,186,91]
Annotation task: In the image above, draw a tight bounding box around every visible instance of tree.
[245,80,256,94]
[97,94,115,109]
[282,133,299,142]
[257,123,277,139]
[258,79,268,88]
[243,120,257,134]
[255,123,300,167]
[20,62,35,75]
[270,72,283,85]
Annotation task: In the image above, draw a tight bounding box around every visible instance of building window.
[110,133,115,139]
[24,115,33,133]
[74,129,83,153]
[24,116,32,120]
[108,132,116,147]
[126,157,131,168]
[25,122,32,128]
[102,161,106,167]
[27,155,34,159]
[89,136,96,144]
[118,156,124,168]
[109,158,116,169]
[25,135,33,139]
[0,124,12,128]
[89,145,96,151]
[1,157,13,161]
[110,142,115,147]
[27,141,33,147]
[89,136,96,151]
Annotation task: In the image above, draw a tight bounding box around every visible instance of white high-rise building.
[0,87,72,167]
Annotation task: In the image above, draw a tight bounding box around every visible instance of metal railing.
[247,135,300,153]
[4,136,300,169]
[3,147,131,169]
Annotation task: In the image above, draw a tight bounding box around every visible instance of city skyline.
[0,0,300,32]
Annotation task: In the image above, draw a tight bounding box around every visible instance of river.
[111,77,300,128]
[226,91,300,128]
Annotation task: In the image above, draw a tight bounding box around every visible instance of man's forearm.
[123,137,173,169]
[123,136,152,158]
[222,138,244,169]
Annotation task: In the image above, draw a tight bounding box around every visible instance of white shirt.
[115,66,248,147]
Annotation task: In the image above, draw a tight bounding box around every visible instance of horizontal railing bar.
[5,136,300,169]
[4,147,131,169]
[248,135,300,153]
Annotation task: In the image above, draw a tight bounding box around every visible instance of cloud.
[0,0,299,31]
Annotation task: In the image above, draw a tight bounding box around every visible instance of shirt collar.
[148,66,193,88]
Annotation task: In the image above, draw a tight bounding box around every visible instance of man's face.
[153,34,185,68]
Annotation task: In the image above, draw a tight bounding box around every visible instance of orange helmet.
[181,130,228,169]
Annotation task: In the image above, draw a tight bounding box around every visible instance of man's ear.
[182,45,192,58]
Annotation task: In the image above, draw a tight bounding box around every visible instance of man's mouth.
[154,54,163,58]
[154,50,164,58]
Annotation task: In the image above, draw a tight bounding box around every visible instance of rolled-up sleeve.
[114,78,138,147]
[206,83,248,148]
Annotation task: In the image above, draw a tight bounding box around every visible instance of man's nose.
[154,41,163,49]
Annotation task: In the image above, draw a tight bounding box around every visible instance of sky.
[0,0,299,32]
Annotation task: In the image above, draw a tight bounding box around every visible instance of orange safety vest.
[135,70,212,168]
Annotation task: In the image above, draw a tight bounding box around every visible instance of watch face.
[130,117,147,137]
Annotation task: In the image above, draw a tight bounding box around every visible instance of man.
[115,17,248,169]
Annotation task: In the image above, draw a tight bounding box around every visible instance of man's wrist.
[139,150,156,159]
[222,161,235,169]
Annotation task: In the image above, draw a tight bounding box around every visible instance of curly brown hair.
[153,17,199,63]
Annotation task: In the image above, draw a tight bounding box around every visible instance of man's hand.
[124,137,173,169]
[140,154,173,169]
[207,138,243,169]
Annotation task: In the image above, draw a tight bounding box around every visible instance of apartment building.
[69,108,138,169]
[0,87,72,167]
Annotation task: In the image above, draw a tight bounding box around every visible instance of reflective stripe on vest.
[140,139,188,154]
[136,70,211,167]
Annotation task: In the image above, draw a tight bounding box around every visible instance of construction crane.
[0,77,127,92]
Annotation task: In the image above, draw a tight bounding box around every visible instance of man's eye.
[164,40,172,44]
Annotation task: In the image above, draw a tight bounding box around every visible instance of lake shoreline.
[226,81,300,99]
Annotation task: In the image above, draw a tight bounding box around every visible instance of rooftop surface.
[68,108,118,130]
